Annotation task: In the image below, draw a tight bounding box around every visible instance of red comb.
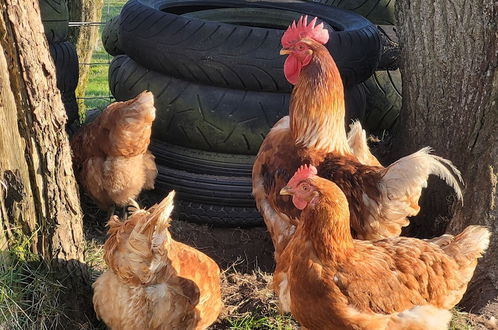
[281,15,329,48]
[287,164,318,188]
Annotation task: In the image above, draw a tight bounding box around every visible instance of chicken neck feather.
[300,178,354,261]
[290,43,351,155]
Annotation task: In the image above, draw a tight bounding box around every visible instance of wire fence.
[70,0,126,111]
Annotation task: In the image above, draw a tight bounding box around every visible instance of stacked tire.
[39,0,79,130]
[103,0,400,226]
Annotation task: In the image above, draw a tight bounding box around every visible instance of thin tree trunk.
[395,0,498,311]
[0,0,92,323]
[67,0,104,114]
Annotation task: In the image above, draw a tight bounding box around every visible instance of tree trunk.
[67,0,104,114]
[0,0,92,323]
[395,0,498,311]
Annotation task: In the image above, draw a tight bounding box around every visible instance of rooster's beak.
[280,48,292,55]
[280,186,292,196]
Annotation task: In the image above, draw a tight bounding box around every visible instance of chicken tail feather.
[346,305,452,330]
[347,121,381,167]
[387,305,452,330]
[443,225,491,260]
[107,191,175,284]
[347,121,367,155]
[382,147,464,204]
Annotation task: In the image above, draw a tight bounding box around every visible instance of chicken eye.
[301,184,309,191]
[296,44,305,51]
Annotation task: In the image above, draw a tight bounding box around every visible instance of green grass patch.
[227,312,295,330]
[0,227,67,329]
[101,0,127,18]
[85,238,107,283]
[0,253,67,330]
[450,308,475,330]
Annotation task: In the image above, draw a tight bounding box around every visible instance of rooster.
[93,190,223,330]
[70,91,157,215]
[273,165,489,330]
[252,16,463,259]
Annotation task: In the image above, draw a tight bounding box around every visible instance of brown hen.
[93,191,223,330]
[70,91,157,211]
[273,165,489,330]
[252,17,462,259]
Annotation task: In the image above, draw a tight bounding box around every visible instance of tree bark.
[67,0,104,114]
[0,0,92,323]
[395,0,498,311]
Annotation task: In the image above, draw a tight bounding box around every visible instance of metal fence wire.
[69,0,125,110]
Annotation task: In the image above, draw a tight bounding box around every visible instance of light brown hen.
[70,91,157,211]
[93,191,222,330]
[273,165,490,330]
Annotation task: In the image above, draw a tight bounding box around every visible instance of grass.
[211,264,298,330]
[227,313,294,330]
[0,227,68,329]
[85,238,106,282]
[83,0,127,110]
[101,0,127,18]
[0,228,66,329]
[450,308,476,330]
[0,253,67,330]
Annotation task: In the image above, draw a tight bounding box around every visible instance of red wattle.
[284,54,302,85]
[292,195,308,210]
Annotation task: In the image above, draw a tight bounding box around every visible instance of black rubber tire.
[173,199,262,227]
[155,164,262,226]
[102,15,124,56]
[119,0,381,92]
[150,140,254,176]
[83,108,103,124]
[109,55,288,154]
[39,0,69,43]
[49,41,79,125]
[155,165,254,207]
[362,69,402,134]
[182,7,334,31]
[306,0,396,25]
[345,83,366,123]
[49,41,79,93]
[377,25,399,70]
[110,55,367,154]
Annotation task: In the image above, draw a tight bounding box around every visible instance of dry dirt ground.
[83,191,497,330]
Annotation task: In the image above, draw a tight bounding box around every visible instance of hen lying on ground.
[70,91,157,214]
[252,16,463,259]
[93,191,223,330]
[273,165,490,330]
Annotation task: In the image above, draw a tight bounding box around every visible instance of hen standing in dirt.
[273,165,489,330]
[93,191,223,330]
[252,16,463,259]
[70,91,157,215]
